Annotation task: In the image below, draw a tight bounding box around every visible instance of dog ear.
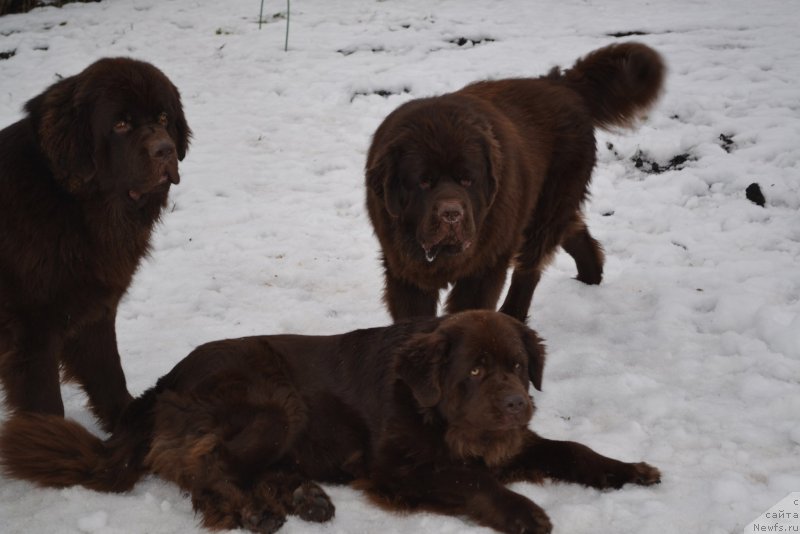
[168,81,192,161]
[366,142,404,218]
[518,325,546,391]
[25,75,95,192]
[475,117,501,207]
[394,331,448,407]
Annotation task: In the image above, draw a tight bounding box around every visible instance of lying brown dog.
[0,311,659,533]
[366,43,665,322]
[0,58,191,429]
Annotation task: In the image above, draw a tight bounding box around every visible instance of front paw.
[590,460,661,489]
[502,495,553,534]
[629,462,661,486]
[241,510,286,534]
[290,482,335,522]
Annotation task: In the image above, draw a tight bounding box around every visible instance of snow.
[1,0,799,532]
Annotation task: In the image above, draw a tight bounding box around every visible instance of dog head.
[366,96,501,264]
[394,310,545,465]
[25,57,191,207]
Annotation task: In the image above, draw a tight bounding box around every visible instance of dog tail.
[558,42,665,129]
[0,389,157,493]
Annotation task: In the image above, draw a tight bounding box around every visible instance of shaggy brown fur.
[0,311,659,533]
[0,57,191,430]
[365,42,665,322]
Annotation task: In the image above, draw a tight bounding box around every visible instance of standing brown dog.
[366,42,665,322]
[1,311,660,533]
[0,58,191,430]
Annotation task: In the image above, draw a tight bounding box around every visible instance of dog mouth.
[492,400,535,429]
[422,239,472,263]
[128,166,180,201]
[496,412,532,429]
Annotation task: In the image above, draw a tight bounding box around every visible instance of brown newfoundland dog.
[0,58,191,430]
[1,311,660,533]
[366,43,665,322]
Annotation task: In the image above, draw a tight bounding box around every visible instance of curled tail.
[559,42,665,129]
[0,389,156,493]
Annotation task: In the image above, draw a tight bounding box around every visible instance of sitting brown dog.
[0,311,659,533]
[0,57,191,430]
[366,43,665,322]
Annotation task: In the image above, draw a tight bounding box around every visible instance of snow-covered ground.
[1,1,799,532]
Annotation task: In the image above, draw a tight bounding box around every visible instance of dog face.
[394,311,545,465]
[25,57,191,205]
[367,98,500,264]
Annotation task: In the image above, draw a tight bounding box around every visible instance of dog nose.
[438,201,463,224]
[502,393,527,414]
[148,138,175,161]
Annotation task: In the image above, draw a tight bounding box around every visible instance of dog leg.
[194,473,336,533]
[369,464,552,534]
[61,310,133,431]
[1,329,64,417]
[191,479,287,534]
[560,215,604,285]
[252,472,335,524]
[445,257,510,314]
[501,215,603,321]
[499,214,562,322]
[383,265,439,321]
[146,391,305,532]
[497,431,661,490]
[501,214,598,321]
[501,155,599,320]
[498,269,542,322]
[187,419,335,532]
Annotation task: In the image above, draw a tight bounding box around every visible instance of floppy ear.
[394,331,448,407]
[168,81,192,161]
[474,116,501,208]
[366,142,403,218]
[518,325,546,391]
[25,75,95,192]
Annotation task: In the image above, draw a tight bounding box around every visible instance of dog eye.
[113,120,132,133]
[158,112,168,126]
[469,367,483,377]
[460,179,472,187]
[513,362,522,371]
[419,178,431,190]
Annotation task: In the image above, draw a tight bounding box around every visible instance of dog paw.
[509,507,552,534]
[588,460,661,489]
[503,497,552,534]
[630,462,661,486]
[241,510,286,534]
[291,482,335,522]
